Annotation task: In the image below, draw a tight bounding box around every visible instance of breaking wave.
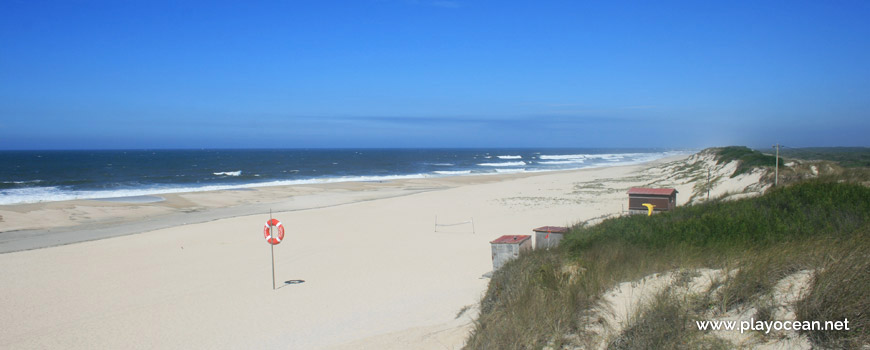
[478,161,525,167]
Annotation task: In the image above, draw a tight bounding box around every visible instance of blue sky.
[1,0,868,149]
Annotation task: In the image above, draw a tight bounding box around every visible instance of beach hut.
[533,226,568,249]
[627,187,678,214]
[490,235,532,271]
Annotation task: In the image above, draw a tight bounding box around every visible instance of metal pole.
[707,169,711,201]
[270,209,276,290]
[773,144,779,187]
[271,244,276,290]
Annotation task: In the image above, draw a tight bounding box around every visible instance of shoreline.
[0,155,686,254]
[1,151,692,206]
[0,153,697,349]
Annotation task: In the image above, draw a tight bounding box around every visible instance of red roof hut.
[490,235,532,271]
[627,187,678,214]
[532,226,568,249]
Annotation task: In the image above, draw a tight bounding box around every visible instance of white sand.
[0,154,754,349]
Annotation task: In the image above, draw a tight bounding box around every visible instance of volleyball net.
[434,216,475,234]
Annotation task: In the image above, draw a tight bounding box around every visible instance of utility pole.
[706,169,711,201]
[772,144,780,187]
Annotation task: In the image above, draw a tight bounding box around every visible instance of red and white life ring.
[263,219,285,245]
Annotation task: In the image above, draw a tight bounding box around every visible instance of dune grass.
[606,288,733,350]
[465,180,870,349]
[779,147,870,168]
[794,230,870,348]
[714,146,781,177]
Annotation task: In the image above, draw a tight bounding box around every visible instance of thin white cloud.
[522,103,662,110]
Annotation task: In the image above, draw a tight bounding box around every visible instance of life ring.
[263,219,285,245]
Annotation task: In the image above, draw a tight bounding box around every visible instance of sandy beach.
[0,155,716,349]
[3,1,865,348]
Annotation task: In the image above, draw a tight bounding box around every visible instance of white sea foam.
[434,170,472,175]
[497,155,522,159]
[1,180,43,184]
[539,154,589,160]
[588,153,649,160]
[539,153,651,161]
[538,159,585,165]
[478,161,525,167]
[532,151,693,169]
[0,150,693,205]
[213,171,242,176]
[0,173,439,205]
[589,154,626,160]
[494,168,526,174]
[430,163,455,166]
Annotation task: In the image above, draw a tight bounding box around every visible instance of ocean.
[0,148,689,205]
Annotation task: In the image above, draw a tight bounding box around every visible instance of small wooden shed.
[533,226,568,249]
[627,187,678,214]
[490,235,532,271]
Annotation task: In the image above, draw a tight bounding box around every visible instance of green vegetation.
[465,180,870,349]
[779,147,870,168]
[606,288,732,350]
[570,181,869,251]
[714,146,781,177]
[795,230,870,349]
